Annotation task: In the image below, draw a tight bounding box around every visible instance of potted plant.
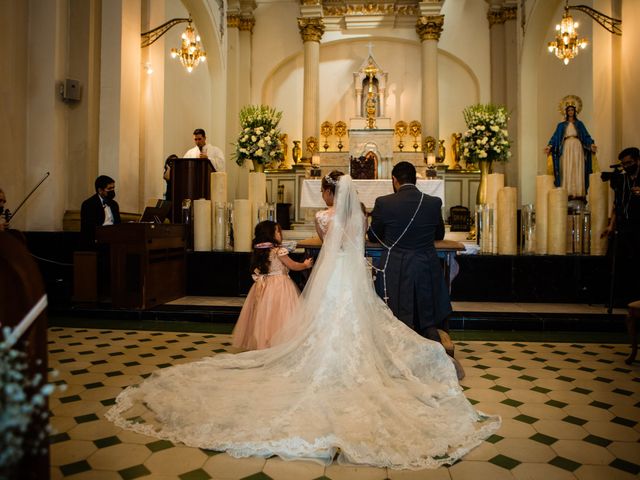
[234,105,283,172]
[461,104,511,204]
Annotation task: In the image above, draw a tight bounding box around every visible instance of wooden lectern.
[169,158,215,223]
[96,223,186,309]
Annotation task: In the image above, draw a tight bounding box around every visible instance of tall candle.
[486,173,504,253]
[497,187,517,255]
[210,172,227,204]
[588,173,608,255]
[535,175,555,254]
[193,199,212,251]
[547,188,568,255]
[233,199,252,252]
[248,172,267,229]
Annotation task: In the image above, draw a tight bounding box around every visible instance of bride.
[106,175,500,470]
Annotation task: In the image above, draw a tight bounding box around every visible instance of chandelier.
[547,3,621,66]
[141,16,206,73]
[547,8,587,65]
[170,21,206,73]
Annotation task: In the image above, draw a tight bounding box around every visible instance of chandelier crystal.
[547,8,587,65]
[170,21,206,73]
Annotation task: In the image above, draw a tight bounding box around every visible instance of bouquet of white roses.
[234,105,283,167]
[461,104,511,163]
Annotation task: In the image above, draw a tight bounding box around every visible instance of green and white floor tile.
[47,327,640,480]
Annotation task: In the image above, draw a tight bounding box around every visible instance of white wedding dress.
[106,175,500,470]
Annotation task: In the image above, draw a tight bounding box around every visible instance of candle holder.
[394,121,408,152]
[409,121,422,152]
[520,204,535,254]
[334,121,347,152]
[320,121,333,152]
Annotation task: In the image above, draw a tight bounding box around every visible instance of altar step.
[52,298,627,333]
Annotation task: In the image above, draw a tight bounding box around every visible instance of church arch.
[261,36,481,145]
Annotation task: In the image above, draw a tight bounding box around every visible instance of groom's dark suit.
[368,183,452,337]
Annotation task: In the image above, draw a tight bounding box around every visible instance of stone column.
[488,2,519,189]
[226,10,255,200]
[238,17,255,107]
[487,2,506,106]
[416,15,444,147]
[298,17,324,158]
[99,0,141,213]
[503,4,519,191]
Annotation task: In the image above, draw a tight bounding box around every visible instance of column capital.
[227,13,241,28]
[416,15,444,42]
[488,5,517,26]
[239,16,255,32]
[487,9,504,26]
[298,17,325,42]
[502,5,517,21]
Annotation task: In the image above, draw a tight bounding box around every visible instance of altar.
[300,179,445,209]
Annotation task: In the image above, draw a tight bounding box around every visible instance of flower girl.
[232,220,313,350]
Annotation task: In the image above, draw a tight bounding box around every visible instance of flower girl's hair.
[251,220,281,274]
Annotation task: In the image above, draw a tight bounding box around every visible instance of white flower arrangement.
[1,326,59,473]
[234,105,283,167]
[461,104,511,163]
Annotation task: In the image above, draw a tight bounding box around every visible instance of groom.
[368,161,452,344]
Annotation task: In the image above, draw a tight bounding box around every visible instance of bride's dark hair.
[321,170,345,195]
[251,220,281,274]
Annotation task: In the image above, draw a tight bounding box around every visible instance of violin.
[0,172,50,238]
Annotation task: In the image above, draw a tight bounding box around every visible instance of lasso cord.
[366,193,425,304]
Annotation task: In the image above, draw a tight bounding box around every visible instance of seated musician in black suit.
[80,175,121,249]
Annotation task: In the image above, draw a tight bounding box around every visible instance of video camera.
[601,163,623,183]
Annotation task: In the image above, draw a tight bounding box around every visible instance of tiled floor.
[48,327,640,480]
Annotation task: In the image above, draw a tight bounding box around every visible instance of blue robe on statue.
[548,120,594,192]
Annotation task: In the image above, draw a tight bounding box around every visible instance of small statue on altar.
[278,133,289,169]
[451,132,463,170]
[437,139,446,164]
[292,140,302,165]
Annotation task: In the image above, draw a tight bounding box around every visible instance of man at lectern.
[183,128,226,172]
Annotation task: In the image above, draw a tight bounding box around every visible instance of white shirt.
[183,144,226,172]
[102,199,114,226]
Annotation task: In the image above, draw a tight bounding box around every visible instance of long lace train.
[106,176,500,469]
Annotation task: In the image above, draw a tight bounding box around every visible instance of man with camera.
[602,147,640,305]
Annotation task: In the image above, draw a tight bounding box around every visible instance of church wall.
[67,0,102,215]
[620,0,640,150]
[254,0,490,167]
[262,38,480,163]
[0,0,28,230]
[25,0,70,230]
[252,0,302,108]
[140,0,167,204]
[439,0,491,104]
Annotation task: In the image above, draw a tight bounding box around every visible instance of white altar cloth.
[300,179,445,209]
